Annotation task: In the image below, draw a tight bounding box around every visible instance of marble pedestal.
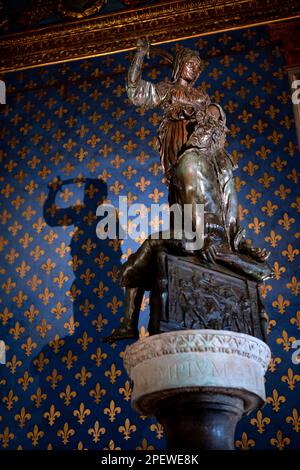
[124,330,271,450]
[0,341,5,364]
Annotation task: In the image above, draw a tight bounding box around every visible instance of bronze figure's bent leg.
[104,286,143,342]
[175,148,224,238]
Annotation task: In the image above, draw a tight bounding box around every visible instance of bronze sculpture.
[106,37,273,342]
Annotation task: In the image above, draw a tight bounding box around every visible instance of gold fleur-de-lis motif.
[89,383,106,405]
[272,295,290,314]
[57,422,75,445]
[73,402,91,424]
[78,298,94,317]
[3,389,18,410]
[235,432,255,450]
[21,337,37,357]
[105,364,121,384]
[59,385,77,406]
[245,188,261,205]
[53,271,69,288]
[250,410,271,434]
[43,405,61,426]
[0,427,14,448]
[30,387,47,409]
[276,330,296,352]
[27,274,43,292]
[267,319,276,335]
[13,290,27,308]
[136,127,150,140]
[271,156,287,172]
[122,165,137,180]
[259,283,272,299]
[41,258,56,274]
[93,281,109,299]
[0,307,13,325]
[38,287,54,305]
[16,261,31,279]
[123,139,137,153]
[103,439,121,450]
[107,265,120,283]
[270,430,290,450]
[90,347,107,367]
[282,244,299,262]
[76,331,93,352]
[290,311,300,330]
[55,242,70,258]
[272,262,286,280]
[49,334,64,353]
[36,318,52,338]
[253,119,268,134]
[104,400,121,422]
[266,389,286,412]
[267,130,283,145]
[6,354,22,374]
[95,252,110,269]
[109,180,124,195]
[150,422,164,439]
[278,213,295,230]
[240,134,255,150]
[264,230,281,248]
[75,366,92,386]
[61,350,78,370]
[14,407,31,429]
[63,316,79,334]
[27,425,44,447]
[118,418,136,440]
[106,296,123,315]
[92,313,108,332]
[88,421,105,443]
[9,321,25,340]
[281,368,300,390]
[235,176,246,192]
[33,352,49,372]
[148,162,160,176]
[136,438,154,450]
[275,184,291,200]
[286,408,300,432]
[149,188,164,203]
[1,277,16,294]
[119,381,132,402]
[46,369,63,390]
[248,217,265,234]
[268,356,281,373]
[17,371,34,391]
[261,200,278,217]
[139,326,149,339]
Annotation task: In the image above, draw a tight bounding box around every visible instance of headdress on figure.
[172,48,202,85]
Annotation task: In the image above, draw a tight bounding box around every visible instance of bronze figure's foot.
[103,319,139,343]
[239,240,270,262]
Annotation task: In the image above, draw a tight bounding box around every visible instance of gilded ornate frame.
[0,0,300,73]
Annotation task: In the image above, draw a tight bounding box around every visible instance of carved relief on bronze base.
[149,252,268,342]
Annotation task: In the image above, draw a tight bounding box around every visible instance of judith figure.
[106,38,272,341]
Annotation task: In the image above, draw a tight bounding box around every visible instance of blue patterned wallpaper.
[0,25,299,450]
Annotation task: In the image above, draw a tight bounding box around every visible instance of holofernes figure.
[106,37,273,342]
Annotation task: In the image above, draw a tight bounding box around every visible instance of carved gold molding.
[1,0,300,73]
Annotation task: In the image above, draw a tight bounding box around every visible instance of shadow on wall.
[29,177,127,448]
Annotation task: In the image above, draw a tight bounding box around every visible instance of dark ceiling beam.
[1,0,300,73]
